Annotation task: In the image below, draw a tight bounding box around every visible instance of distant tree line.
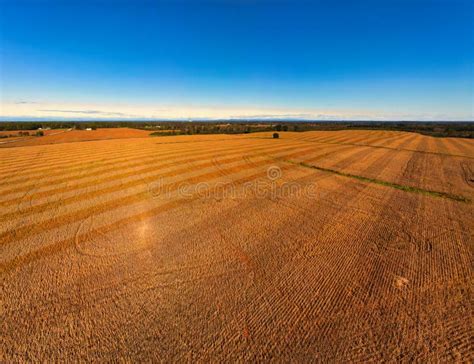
[344,122,474,138]
[0,121,472,138]
[0,130,44,138]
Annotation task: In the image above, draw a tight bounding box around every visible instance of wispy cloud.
[15,100,38,104]
[38,109,137,117]
[230,113,317,120]
[0,101,469,121]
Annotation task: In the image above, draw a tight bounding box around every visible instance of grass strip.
[286,159,471,203]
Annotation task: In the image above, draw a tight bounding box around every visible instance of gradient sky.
[0,0,473,121]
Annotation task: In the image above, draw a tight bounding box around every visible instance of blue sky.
[0,0,473,120]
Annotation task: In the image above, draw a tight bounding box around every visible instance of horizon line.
[1,118,473,123]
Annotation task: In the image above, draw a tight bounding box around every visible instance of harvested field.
[0,129,67,145]
[0,129,64,137]
[0,127,152,148]
[1,130,473,361]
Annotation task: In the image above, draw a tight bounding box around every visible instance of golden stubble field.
[1,129,473,361]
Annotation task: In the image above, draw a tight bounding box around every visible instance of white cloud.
[0,100,472,121]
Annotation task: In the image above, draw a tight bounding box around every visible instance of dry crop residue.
[0,130,473,361]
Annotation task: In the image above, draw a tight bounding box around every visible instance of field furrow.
[1,130,472,362]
